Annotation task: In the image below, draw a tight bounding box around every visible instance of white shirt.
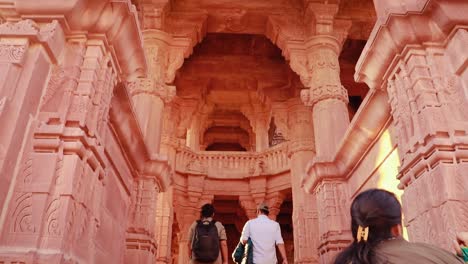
[240,215,284,264]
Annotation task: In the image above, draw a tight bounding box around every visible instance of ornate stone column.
[299,38,349,161]
[287,98,319,264]
[354,0,468,250]
[254,110,271,152]
[155,99,189,264]
[291,4,352,263]
[241,92,272,152]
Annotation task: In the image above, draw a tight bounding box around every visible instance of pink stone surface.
[0,0,466,263]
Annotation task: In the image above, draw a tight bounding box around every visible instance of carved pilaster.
[315,181,351,263]
[386,45,468,248]
[287,98,315,156]
[286,98,319,264]
[125,177,160,263]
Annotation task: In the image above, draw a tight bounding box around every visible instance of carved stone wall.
[355,0,468,252]
[0,1,172,263]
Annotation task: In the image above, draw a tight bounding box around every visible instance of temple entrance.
[212,196,248,264]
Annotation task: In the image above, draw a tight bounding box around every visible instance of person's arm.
[240,221,250,245]
[277,243,288,264]
[220,240,228,264]
[274,223,288,264]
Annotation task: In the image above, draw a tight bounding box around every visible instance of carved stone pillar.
[0,19,64,215]
[154,190,174,264]
[155,102,183,264]
[241,93,272,152]
[125,177,160,264]
[287,5,353,262]
[354,0,468,250]
[127,78,175,157]
[0,34,125,263]
[387,46,468,247]
[0,2,171,263]
[254,111,271,152]
[300,38,349,161]
[287,98,319,264]
[128,28,188,157]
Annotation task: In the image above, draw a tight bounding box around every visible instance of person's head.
[200,203,215,219]
[257,202,269,216]
[335,189,403,264]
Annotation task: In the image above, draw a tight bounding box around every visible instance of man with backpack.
[188,203,228,264]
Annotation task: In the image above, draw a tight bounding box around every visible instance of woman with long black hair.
[334,189,463,264]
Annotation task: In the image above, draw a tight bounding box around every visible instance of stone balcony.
[175,142,290,178]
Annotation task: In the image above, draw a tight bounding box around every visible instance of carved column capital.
[143,29,192,84]
[239,197,257,219]
[265,192,286,220]
[127,78,176,103]
[306,3,339,35]
[305,3,352,42]
[135,1,170,30]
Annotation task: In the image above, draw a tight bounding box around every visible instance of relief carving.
[0,19,39,35]
[223,9,248,32]
[165,49,185,83]
[11,192,35,233]
[40,66,66,109]
[0,40,28,64]
[45,198,61,236]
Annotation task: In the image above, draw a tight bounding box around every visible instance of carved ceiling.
[175,33,302,105]
[133,0,376,40]
[134,0,375,149]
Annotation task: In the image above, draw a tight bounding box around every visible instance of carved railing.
[176,142,290,178]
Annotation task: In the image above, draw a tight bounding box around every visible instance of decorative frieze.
[127,78,176,103]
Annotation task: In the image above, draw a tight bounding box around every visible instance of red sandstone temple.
[0,0,467,263]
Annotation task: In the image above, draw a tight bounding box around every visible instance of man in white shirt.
[240,203,288,264]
